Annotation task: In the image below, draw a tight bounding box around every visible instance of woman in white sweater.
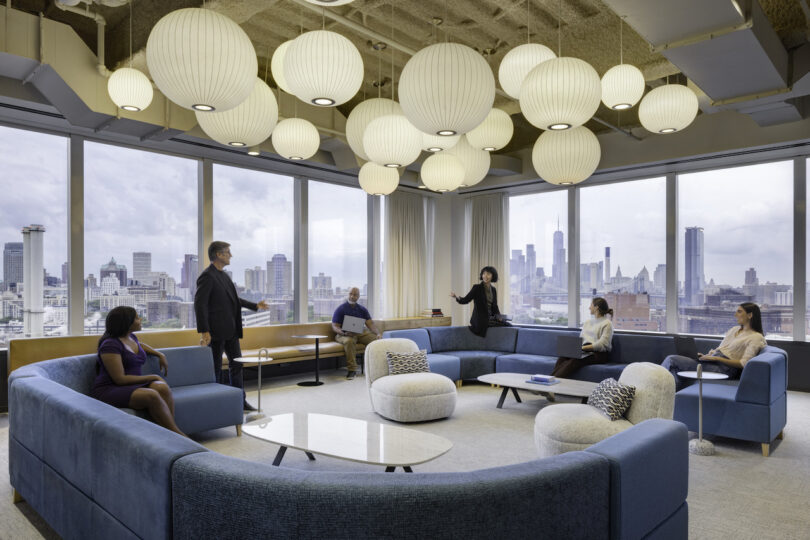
[662,302,767,391]
[551,297,614,378]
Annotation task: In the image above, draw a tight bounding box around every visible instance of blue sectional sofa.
[8,348,689,539]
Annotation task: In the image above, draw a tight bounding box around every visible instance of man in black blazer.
[195,241,267,411]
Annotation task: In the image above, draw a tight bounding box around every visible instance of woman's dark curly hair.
[98,306,138,347]
[479,266,499,283]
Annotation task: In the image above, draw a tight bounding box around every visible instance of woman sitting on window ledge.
[551,296,614,379]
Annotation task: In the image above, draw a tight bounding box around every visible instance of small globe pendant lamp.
[345,98,403,161]
[445,135,491,187]
[108,67,153,112]
[271,40,295,95]
[196,78,278,147]
[359,162,399,195]
[284,30,363,106]
[466,108,514,151]
[531,126,600,185]
[600,19,645,110]
[421,132,460,152]
[272,118,320,160]
[498,43,556,99]
[363,114,423,168]
[638,84,699,134]
[421,153,465,192]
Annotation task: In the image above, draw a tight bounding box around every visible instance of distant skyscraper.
[100,257,127,287]
[61,261,69,284]
[684,227,705,306]
[181,254,198,296]
[132,252,151,282]
[552,220,566,289]
[653,264,666,294]
[604,247,611,283]
[3,242,23,291]
[267,254,292,296]
[312,272,332,298]
[525,244,536,293]
[245,266,267,293]
[745,267,758,286]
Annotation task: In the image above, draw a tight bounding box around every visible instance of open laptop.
[674,336,699,359]
[556,334,590,359]
[341,315,367,334]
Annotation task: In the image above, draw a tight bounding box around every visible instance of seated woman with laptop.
[551,297,614,378]
[662,302,767,391]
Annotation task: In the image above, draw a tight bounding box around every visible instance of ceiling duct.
[604,0,810,126]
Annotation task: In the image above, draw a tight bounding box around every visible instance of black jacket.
[455,283,500,337]
[194,264,258,340]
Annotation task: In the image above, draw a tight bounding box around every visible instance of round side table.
[291,334,327,387]
[231,349,272,422]
[677,366,729,456]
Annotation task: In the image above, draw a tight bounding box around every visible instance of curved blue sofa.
[9,350,690,539]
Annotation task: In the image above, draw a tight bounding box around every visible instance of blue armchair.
[673,345,787,456]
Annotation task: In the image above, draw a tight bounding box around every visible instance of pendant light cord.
[128,0,133,67]
[557,0,561,56]
[619,17,623,65]
[391,2,395,102]
[527,0,530,44]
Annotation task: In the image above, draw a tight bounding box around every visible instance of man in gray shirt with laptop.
[332,287,382,379]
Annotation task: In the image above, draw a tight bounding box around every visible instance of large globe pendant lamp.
[196,78,278,147]
[445,135,491,187]
[601,64,645,110]
[305,0,356,5]
[498,43,556,99]
[531,126,601,185]
[359,162,399,196]
[422,132,460,152]
[466,108,514,151]
[272,118,320,160]
[345,98,402,161]
[107,67,153,112]
[284,30,363,106]
[421,153,465,192]
[519,57,601,131]
[363,114,422,168]
[638,84,699,134]
[271,40,295,95]
[146,8,257,112]
[398,42,495,136]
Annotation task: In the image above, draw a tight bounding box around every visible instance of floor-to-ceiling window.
[213,164,295,325]
[308,181,367,322]
[678,160,793,338]
[508,190,568,326]
[84,142,197,333]
[580,177,666,330]
[0,126,68,345]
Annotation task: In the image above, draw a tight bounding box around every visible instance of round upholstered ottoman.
[534,404,632,457]
[370,372,457,423]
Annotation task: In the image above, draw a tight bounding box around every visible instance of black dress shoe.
[243,402,257,412]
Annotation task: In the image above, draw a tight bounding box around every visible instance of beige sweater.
[580,316,613,352]
[713,327,767,367]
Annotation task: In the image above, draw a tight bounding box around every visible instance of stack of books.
[526,374,559,386]
[421,308,444,318]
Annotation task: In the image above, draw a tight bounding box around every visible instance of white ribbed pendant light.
[498,43,556,99]
[466,108,514,151]
[359,162,399,195]
[108,67,153,112]
[445,135,491,187]
[520,57,601,131]
[284,30,363,106]
[601,64,645,110]
[638,84,699,134]
[399,42,495,136]
[271,40,294,95]
[345,98,403,161]
[305,0,355,5]
[196,78,278,147]
[422,132,460,152]
[146,8,257,112]
[421,153,465,192]
[272,118,320,160]
[363,114,422,168]
[532,126,600,185]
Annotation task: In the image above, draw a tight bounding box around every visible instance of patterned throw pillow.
[386,350,430,375]
[588,378,636,421]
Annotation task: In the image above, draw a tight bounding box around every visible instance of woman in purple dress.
[91,306,186,436]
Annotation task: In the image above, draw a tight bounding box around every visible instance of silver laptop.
[556,334,590,359]
[341,315,367,334]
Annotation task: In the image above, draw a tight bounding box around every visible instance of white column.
[27,225,45,337]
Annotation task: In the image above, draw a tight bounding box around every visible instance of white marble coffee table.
[242,413,452,472]
[478,372,598,408]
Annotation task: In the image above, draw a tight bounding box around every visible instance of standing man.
[332,287,381,379]
[195,241,268,411]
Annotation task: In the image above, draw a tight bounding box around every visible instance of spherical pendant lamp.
[271,40,295,95]
[466,108,514,151]
[107,67,153,112]
[196,78,278,147]
[345,98,402,161]
[422,132,460,152]
[421,153,465,192]
[359,162,399,195]
[638,84,699,134]
[362,114,423,168]
[284,30,363,106]
[531,126,600,185]
[272,118,320,160]
[445,135,491,187]
[519,57,601,131]
[146,8,257,112]
[498,43,556,99]
[601,64,645,110]
[399,42,495,136]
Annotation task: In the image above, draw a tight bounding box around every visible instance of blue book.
[526,379,560,386]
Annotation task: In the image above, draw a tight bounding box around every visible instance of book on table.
[526,379,560,386]
[530,374,556,383]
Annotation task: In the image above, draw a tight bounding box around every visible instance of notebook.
[556,334,590,359]
[341,315,367,334]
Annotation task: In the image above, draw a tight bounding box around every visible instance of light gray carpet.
[3,370,810,539]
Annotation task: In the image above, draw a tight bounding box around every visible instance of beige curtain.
[385,191,428,317]
[469,193,510,315]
